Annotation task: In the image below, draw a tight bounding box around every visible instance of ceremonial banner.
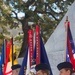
[28,29,34,66]
[19,25,53,75]
[4,40,11,75]
[35,25,53,75]
[65,20,75,70]
[35,25,40,64]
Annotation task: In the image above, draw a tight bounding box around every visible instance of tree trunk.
[18,18,29,57]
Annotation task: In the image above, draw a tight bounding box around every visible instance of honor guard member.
[11,64,21,75]
[57,62,73,75]
[35,63,50,75]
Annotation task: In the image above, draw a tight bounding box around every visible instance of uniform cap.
[57,62,73,70]
[11,64,21,70]
[35,63,50,71]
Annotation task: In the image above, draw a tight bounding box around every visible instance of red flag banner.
[4,40,11,75]
[28,29,34,66]
[35,25,40,64]
[64,22,70,27]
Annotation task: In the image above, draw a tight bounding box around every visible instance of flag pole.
[3,39,6,75]
[4,39,6,64]
[12,37,14,66]
[64,16,69,61]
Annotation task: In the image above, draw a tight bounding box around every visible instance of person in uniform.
[11,64,21,75]
[57,62,73,75]
[35,63,50,75]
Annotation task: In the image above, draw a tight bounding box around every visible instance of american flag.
[66,24,75,70]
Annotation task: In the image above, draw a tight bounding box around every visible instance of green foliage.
[14,34,23,43]
[0,33,4,51]
[0,0,74,55]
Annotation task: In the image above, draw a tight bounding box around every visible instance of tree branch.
[12,10,22,21]
[23,0,35,8]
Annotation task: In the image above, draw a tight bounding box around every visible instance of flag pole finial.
[66,16,68,21]
[38,20,40,25]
